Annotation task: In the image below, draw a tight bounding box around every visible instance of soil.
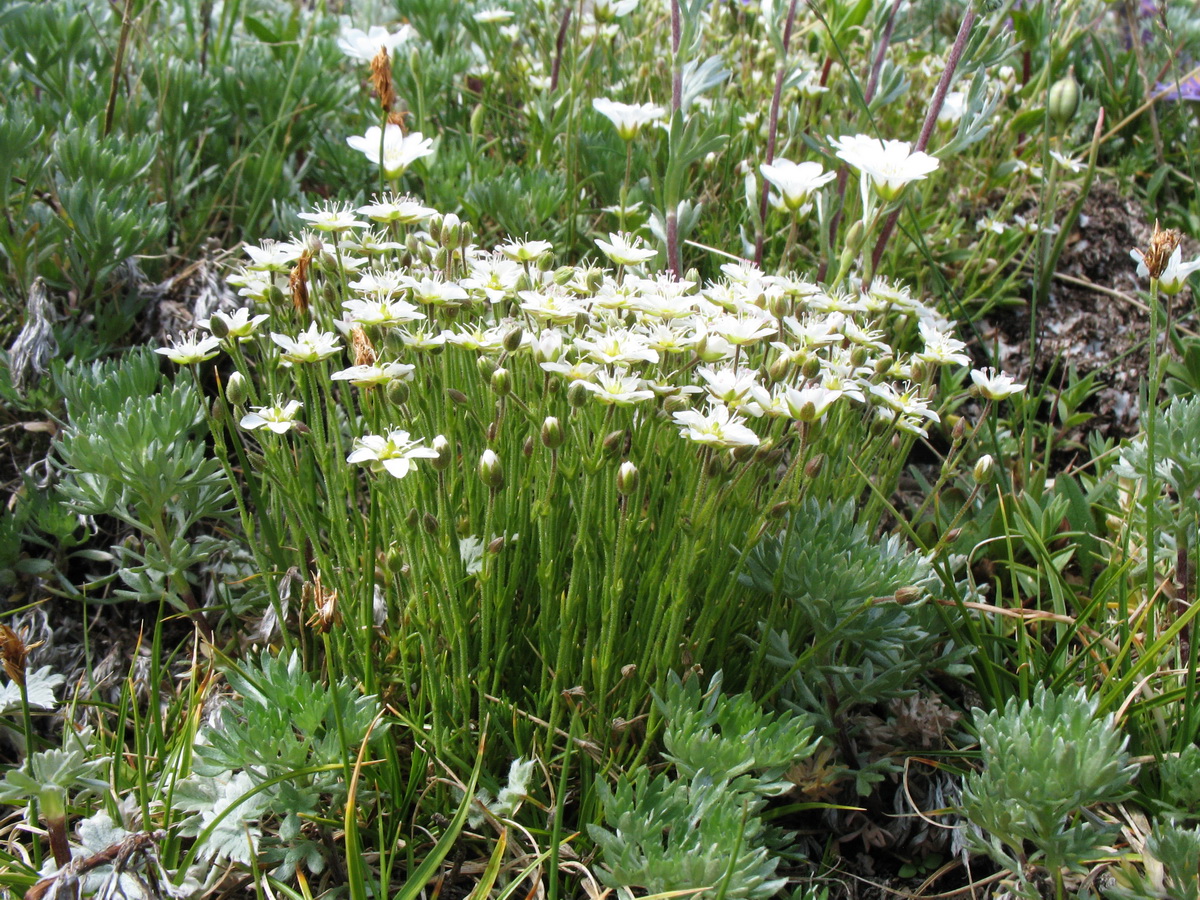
[978,183,1200,451]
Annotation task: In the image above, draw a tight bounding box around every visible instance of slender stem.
[754,0,801,267]
[1146,275,1162,639]
[866,5,975,288]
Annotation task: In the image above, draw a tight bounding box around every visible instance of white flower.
[781,385,841,422]
[199,307,269,342]
[271,322,343,365]
[241,399,302,434]
[347,124,435,178]
[575,328,659,365]
[331,361,415,386]
[970,367,1026,400]
[595,231,658,266]
[937,91,967,127]
[337,24,415,61]
[1131,245,1200,296]
[347,430,439,478]
[356,195,437,224]
[498,238,553,261]
[342,295,425,327]
[710,314,776,347]
[592,98,666,141]
[916,321,970,367]
[592,0,640,23]
[473,7,515,23]
[868,381,940,424]
[244,239,305,272]
[578,369,655,405]
[672,402,760,448]
[298,202,364,232]
[830,133,940,202]
[1049,150,1083,174]
[155,331,222,365]
[759,159,835,211]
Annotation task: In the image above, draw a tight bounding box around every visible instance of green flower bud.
[768,355,793,383]
[585,267,605,293]
[553,266,575,286]
[973,454,995,485]
[447,388,470,405]
[801,356,822,380]
[207,313,230,340]
[1049,69,1080,128]
[477,355,498,382]
[663,393,691,414]
[442,213,461,248]
[478,449,505,489]
[431,435,451,471]
[617,461,639,495]
[386,379,410,406]
[502,326,524,353]
[422,513,440,535]
[406,508,419,529]
[683,268,701,295]
[523,435,534,458]
[602,429,625,459]
[428,215,443,244]
[537,252,555,272]
[567,380,590,408]
[768,292,791,319]
[491,367,512,396]
[225,371,249,406]
[541,416,564,449]
[805,453,825,478]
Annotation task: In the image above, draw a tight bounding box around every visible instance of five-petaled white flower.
[759,159,836,211]
[357,196,437,224]
[337,24,415,62]
[347,125,435,178]
[241,399,303,434]
[592,98,666,141]
[672,402,760,448]
[830,133,940,203]
[1131,245,1200,296]
[347,430,439,478]
[498,238,553,261]
[199,307,269,342]
[782,385,841,422]
[970,367,1026,401]
[595,231,657,266]
[331,361,415,387]
[578,369,655,406]
[298,202,365,233]
[271,322,343,365]
[155,331,222,365]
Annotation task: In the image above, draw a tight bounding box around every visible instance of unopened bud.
[447,388,469,405]
[541,416,564,449]
[441,213,461,248]
[753,438,776,461]
[386,379,410,406]
[770,501,791,518]
[490,367,512,396]
[768,355,792,383]
[973,454,995,485]
[434,247,450,269]
[663,394,691,414]
[553,265,575,286]
[944,527,962,543]
[894,586,921,604]
[406,508,420,529]
[428,215,443,244]
[586,267,605,292]
[432,434,451,470]
[952,416,967,442]
[801,356,822,380]
[617,461,639,495]
[502,326,524,352]
[850,346,868,368]
[208,314,230,340]
[567,380,590,407]
[385,546,405,575]
[225,371,248,406]
[768,292,791,319]
[1048,68,1080,128]
[602,429,625,459]
[478,449,505,488]
[537,252,555,272]
[804,454,824,478]
[523,435,534,457]
[422,513,440,535]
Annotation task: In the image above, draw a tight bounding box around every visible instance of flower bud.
[487,421,499,443]
[211,396,225,422]
[208,313,230,340]
[894,586,921,604]
[973,454,995,485]
[567,380,590,408]
[537,252,555,272]
[523,435,534,458]
[422,513,440,535]
[663,393,691,414]
[225,371,249,406]
[490,366,512,396]
[488,536,506,554]
[385,545,406,575]
[406,508,420,529]
[1049,69,1080,128]
[684,268,701,295]
[944,527,962,543]
[434,247,450,269]
[432,435,451,470]
[602,429,625,459]
[478,449,505,488]
[447,388,469,405]
[428,216,443,244]
[617,461,639,495]
[386,379,410,406]
[586,267,605,293]
[769,500,791,518]
[541,416,565,449]
[768,355,792,383]
[804,454,824,478]
[441,214,461,248]
[801,356,822,380]
[460,221,474,248]
[502,326,524,353]
[553,266,575,286]
[753,438,776,461]
[952,416,967,442]
[768,292,791,319]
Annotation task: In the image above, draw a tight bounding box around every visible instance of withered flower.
[303,573,340,633]
[289,251,312,313]
[1132,221,1183,281]
[0,624,29,687]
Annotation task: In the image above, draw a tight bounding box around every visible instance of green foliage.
[590,672,815,900]
[962,686,1138,889]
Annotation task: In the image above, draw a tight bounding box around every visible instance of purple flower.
[1155,75,1200,102]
